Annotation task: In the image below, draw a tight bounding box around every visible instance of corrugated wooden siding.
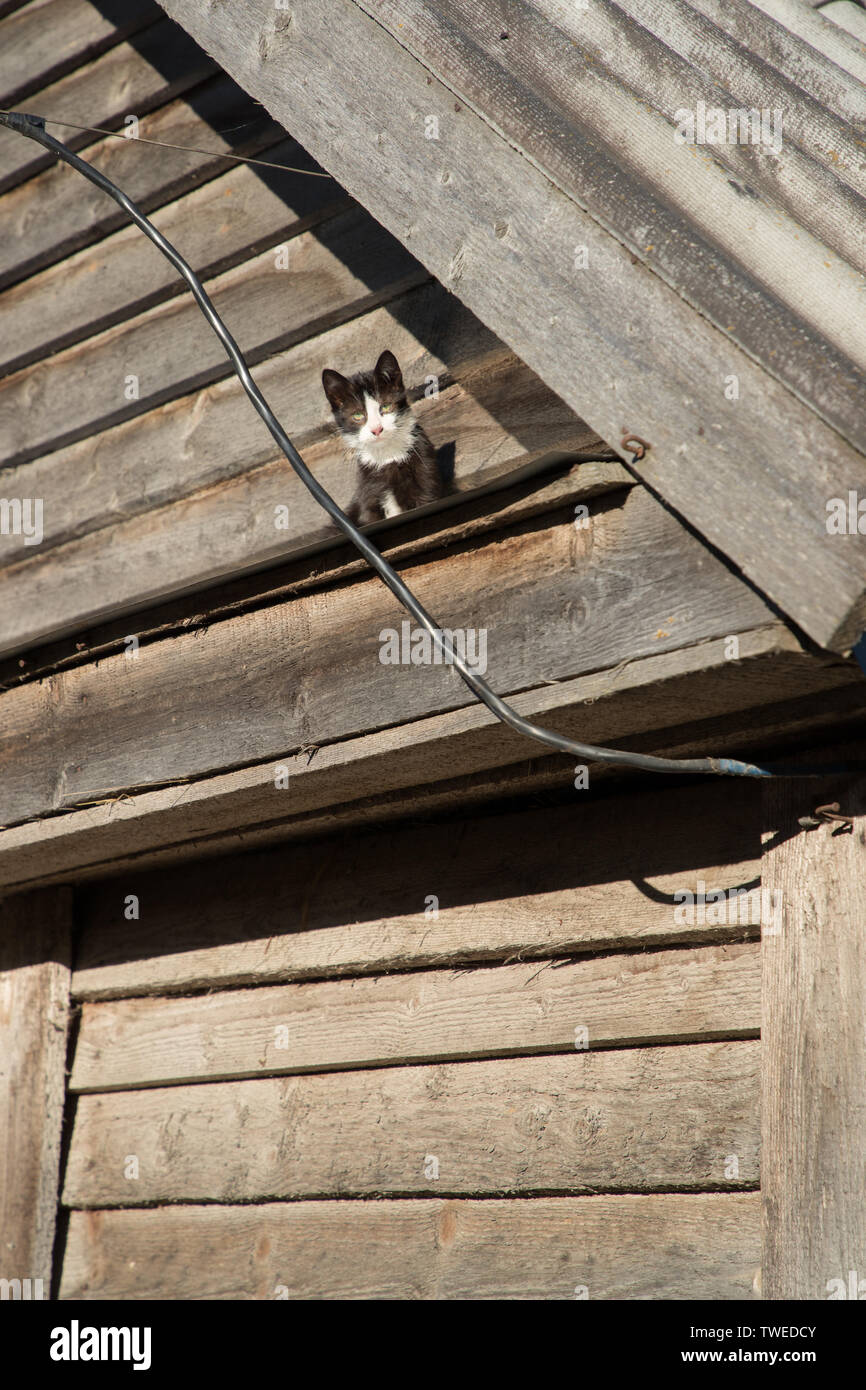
[59,779,762,1299]
[0,0,610,660]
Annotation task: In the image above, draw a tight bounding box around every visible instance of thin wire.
[0,109,336,178]
[0,110,857,781]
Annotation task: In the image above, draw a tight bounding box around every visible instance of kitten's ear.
[375,350,403,389]
[322,368,351,409]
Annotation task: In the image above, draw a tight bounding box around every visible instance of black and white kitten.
[322,349,444,525]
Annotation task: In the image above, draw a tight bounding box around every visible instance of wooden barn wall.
[57,777,764,1300]
[0,0,609,662]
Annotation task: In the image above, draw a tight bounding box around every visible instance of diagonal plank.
[0,75,284,291]
[0,205,426,466]
[0,136,345,378]
[0,16,215,195]
[0,0,161,108]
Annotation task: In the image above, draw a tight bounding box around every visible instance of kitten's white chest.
[381,489,402,518]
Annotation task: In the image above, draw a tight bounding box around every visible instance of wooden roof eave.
[155,0,866,652]
[0,467,863,890]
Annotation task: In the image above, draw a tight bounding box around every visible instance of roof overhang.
[156,0,866,651]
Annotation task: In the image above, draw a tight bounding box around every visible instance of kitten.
[322,349,444,525]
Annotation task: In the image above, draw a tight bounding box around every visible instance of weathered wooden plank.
[0,0,160,108]
[70,942,760,1092]
[0,486,776,827]
[71,777,763,999]
[378,0,866,422]
[535,0,866,278]
[0,457,624,680]
[155,0,866,649]
[0,137,345,378]
[0,388,608,656]
[619,0,866,152]
[744,0,866,83]
[0,76,284,291]
[0,887,72,1289]
[62,1040,760,1205]
[819,1,866,44]
[0,206,425,467]
[59,1192,761,1299]
[3,626,855,897]
[0,1,35,21]
[0,281,503,571]
[761,768,866,1300]
[0,17,216,196]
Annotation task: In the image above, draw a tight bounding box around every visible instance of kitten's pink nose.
[370,423,383,436]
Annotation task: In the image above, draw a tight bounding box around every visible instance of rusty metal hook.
[797,802,853,833]
[620,434,651,461]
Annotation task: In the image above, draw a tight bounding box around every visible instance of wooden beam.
[0,625,856,895]
[154,0,866,648]
[0,2,36,23]
[761,767,866,1299]
[59,1193,761,1299]
[62,1040,759,1205]
[0,887,72,1292]
[70,776,763,999]
[0,486,778,828]
[70,942,760,1089]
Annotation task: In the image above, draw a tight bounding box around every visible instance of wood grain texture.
[819,2,866,45]
[0,17,215,196]
[0,486,776,827]
[761,770,866,1300]
[0,281,502,574]
[0,76,284,291]
[0,206,425,467]
[0,1,35,21]
[155,0,866,649]
[615,0,866,173]
[0,887,72,1287]
[0,136,345,378]
[0,386,609,657]
[537,0,866,277]
[59,1192,761,1299]
[2,624,853,897]
[62,1040,760,1205]
[745,0,866,82]
[0,0,160,108]
[70,942,760,1092]
[71,777,763,999]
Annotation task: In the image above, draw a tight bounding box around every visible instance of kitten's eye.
[381,403,395,414]
[351,410,366,421]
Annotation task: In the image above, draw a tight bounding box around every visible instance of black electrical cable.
[1,110,858,780]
